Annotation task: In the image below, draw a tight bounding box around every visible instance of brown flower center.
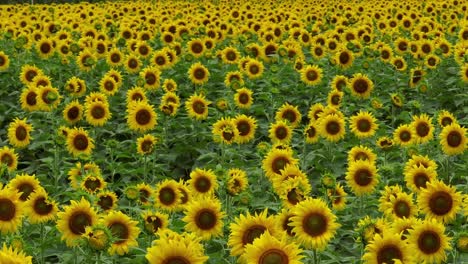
[194,176,211,193]
[303,212,327,237]
[259,248,289,264]
[68,211,92,235]
[417,230,441,254]
[0,198,16,221]
[446,131,462,147]
[195,209,217,230]
[377,245,403,264]
[429,191,453,215]
[135,109,151,125]
[33,197,53,215]
[15,125,27,141]
[109,222,129,244]
[354,168,372,186]
[73,134,89,151]
[242,225,266,245]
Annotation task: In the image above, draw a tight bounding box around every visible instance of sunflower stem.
[313,249,319,264]
[40,223,45,264]
[143,154,148,182]
[444,155,451,184]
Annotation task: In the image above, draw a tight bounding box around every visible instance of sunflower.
[85,100,111,127]
[187,38,205,57]
[79,87,103,106]
[82,224,112,251]
[327,90,344,108]
[56,197,98,247]
[346,160,379,196]
[188,168,218,197]
[228,209,280,256]
[349,111,378,138]
[24,188,58,224]
[0,243,32,264]
[212,117,239,144]
[349,73,374,99]
[234,88,254,109]
[376,136,394,149]
[408,219,452,263]
[304,122,320,143]
[141,210,169,234]
[0,146,18,172]
[269,120,293,144]
[20,86,40,112]
[188,62,210,85]
[409,113,434,144]
[356,216,388,244]
[221,46,240,64]
[81,174,106,194]
[185,93,210,120]
[65,76,87,97]
[66,127,94,158]
[126,86,147,104]
[96,191,118,212]
[275,103,302,128]
[393,124,415,146]
[0,51,10,71]
[151,50,170,69]
[33,74,52,88]
[124,54,141,74]
[276,177,311,209]
[262,148,298,180]
[418,180,462,224]
[437,110,457,127]
[0,188,23,234]
[390,93,403,107]
[384,192,418,220]
[334,48,354,69]
[461,63,468,83]
[7,173,41,202]
[319,113,346,142]
[307,103,325,121]
[226,168,249,196]
[379,45,394,62]
[76,49,96,72]
[328,184,347,211]
[101,210,140,255]
[391,217,419,241]
[404,164,437,193]
[133,183,152,205]
[162,79,178,93]
[154,180,181,211]
[392,56,407,71]
[106,48,123,67]
[409,68,425,88]
[126,101,157,132]
[99,76,118,96]
[7,118,33,148]
[146,232,208,264]
[135,41,152,58]
[140,66,161,90]
[300,64,323,86]
[404,154,438,174]
[290,198,340,250]
[233,114,257,144]
[329,76,347,93]
[241,231,304,264]
[36,38,55,58]
[347,145,377,165]
[136,134,157,155]
[439,123,467,155]
[63,100,83,124]
[362,232,413,264]
[245,59,264,79]
[37,86,61,111]
[183,196,225,240]
[19,65,43,86]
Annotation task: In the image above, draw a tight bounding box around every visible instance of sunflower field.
[0,0,467,263]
